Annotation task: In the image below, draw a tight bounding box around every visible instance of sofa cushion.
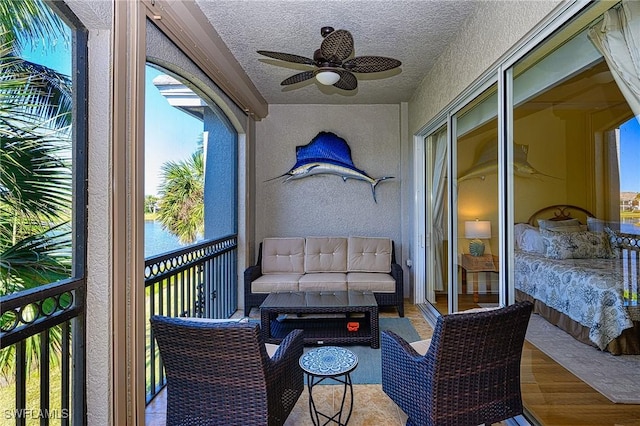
[347,272,396,293]
[251,274,302,293]
[304,237,348,273]
[262,238,305,274]
[347,237,392,273]
[298,273,347,291]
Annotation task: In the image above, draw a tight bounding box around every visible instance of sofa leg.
[398,304,404,318]
[244,306,253,317]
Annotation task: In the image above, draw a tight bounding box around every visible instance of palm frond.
[1,57,72,128]
[0,223,71,295]
[0,135,72,220]
[0,0,67,55]
[157,151,205,244]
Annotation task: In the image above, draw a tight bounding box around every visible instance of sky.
[144,66,202,196]
[619,117,640,192]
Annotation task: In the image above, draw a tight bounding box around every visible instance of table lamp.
[464,220,491,256]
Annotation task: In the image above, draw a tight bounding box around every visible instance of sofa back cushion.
[261,237,305,274]
[347,237,392,273]
[304,237,348,273]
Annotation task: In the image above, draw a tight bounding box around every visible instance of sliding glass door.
[509,6,638,357]
[452,82,500,313]
[424,126,448,308]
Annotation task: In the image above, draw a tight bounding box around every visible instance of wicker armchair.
[381,301,533,426]
[150,316,304,426]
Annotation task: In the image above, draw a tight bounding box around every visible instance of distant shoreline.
[621,211,640,219]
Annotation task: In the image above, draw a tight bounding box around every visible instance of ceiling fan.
[257,26,401,91]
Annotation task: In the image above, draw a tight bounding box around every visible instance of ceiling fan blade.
[320,30,354,63]
[343,56,402,73]
[280,71,315,86]
[257,50,314,65]
[332,70,357,91]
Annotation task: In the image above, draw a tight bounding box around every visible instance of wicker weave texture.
[381,301,533,426]
[150,316,304,426]
[260,292,380,348]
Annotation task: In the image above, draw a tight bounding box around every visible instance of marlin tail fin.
[370,176,394,203]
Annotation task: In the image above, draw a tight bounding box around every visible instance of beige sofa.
[244,236,404,316]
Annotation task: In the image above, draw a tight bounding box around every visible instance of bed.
[514,205,640,355]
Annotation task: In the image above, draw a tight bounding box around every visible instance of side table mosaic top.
[299,346,358,377]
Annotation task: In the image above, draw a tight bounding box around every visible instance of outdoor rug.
[302,317,421,385]
[526,313,640,404]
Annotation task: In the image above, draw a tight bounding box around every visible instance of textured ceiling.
[195,0,481,105]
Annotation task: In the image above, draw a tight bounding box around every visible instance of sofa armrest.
[243,264,265,316]
[390,262,403,296]
[244,264,262,282]
[244,242,263,289]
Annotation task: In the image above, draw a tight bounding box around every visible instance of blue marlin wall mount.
[268,131,394,202]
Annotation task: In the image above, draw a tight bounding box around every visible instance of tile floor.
[145,303,432,425]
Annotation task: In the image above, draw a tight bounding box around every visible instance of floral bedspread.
[514,250,635,349]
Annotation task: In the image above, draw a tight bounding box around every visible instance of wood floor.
[434,294,640,426]
[146,300,640,425]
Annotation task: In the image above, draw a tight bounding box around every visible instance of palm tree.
[0,0,72,378]
[157,149,205,244]
[145,195,159,214]
[0,0,72,292]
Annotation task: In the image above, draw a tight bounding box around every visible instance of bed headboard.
[527,204,595,226]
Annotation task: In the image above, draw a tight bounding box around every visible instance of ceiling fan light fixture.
[315,70,341,85]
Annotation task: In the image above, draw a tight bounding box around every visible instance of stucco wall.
[408,0,561,135]
[254,104,401,255]
[63,0,113,422]
[85,29,112,425]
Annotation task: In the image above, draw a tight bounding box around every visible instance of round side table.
[299,346,358,426]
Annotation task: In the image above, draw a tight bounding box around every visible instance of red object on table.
[347,322,359,332]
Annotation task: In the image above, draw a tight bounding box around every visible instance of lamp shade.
[464,220,491,239]
[315,70,341,85]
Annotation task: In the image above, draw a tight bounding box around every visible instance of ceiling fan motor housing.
[320,26,335,37]
[313,49,341,68]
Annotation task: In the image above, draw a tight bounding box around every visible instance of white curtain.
[588,0,640,119]
[431,129,447,293]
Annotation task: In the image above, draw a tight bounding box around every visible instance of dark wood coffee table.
[260,291,380,348]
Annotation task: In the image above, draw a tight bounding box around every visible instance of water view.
[145,220,183,257]
[621,216,640,234]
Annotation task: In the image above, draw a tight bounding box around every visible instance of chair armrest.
[381,330,431,408]
[265,329,304,423]
[269,329,304,366]
[382,330,421,361]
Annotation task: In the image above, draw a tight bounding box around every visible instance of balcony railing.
[0,279,85,425]
[144,235,238,404]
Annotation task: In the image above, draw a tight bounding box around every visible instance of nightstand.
[460,254,498,302]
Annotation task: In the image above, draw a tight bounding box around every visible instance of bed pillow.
[587,217,605,232]
[537,218,581,231]
[514,223,536,249]
[540,228,617,260]
[546,224,583,233]
[519,228,546,254]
